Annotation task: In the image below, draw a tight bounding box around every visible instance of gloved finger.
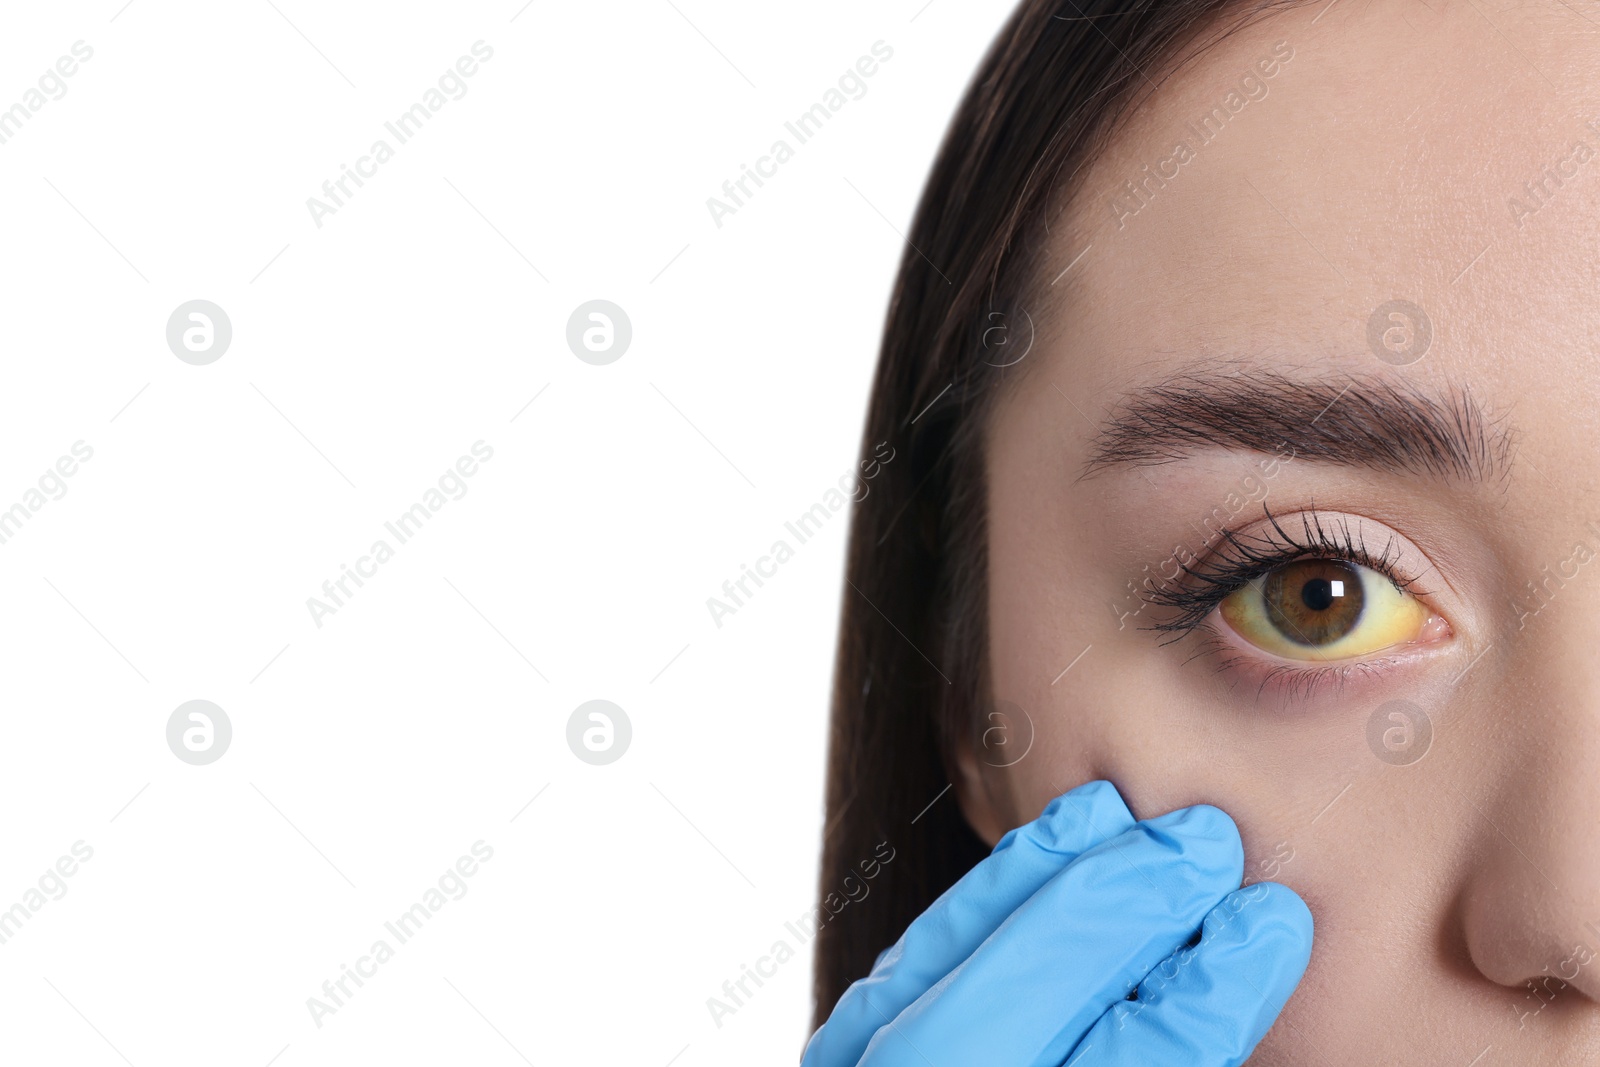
[862,803,1244,1067]
[801,779,1138,1067]
[1064,881,1313,1067]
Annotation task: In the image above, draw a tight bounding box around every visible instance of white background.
[0,1,1015,1064]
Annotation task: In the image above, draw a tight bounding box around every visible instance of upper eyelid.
[1136,505,1437,641]
[1181,505,1420,588]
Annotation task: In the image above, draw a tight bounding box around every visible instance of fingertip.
[1040,778,1121,820]
[997,778,1135,856]
[1200,882,1315,998]
[1242,881,1315,963]
[1184,803,1244,849]
[1077,881,1314,1066]
[1142,803,1246,886]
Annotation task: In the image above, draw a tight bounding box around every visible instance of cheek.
[993,627,1338,884]
[1000,652,1254,821]
[1003,642,1460,1030]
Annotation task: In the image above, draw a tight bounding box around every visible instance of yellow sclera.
[1218,558,1429,661]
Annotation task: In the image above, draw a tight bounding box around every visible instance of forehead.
[1044,0,1600,406]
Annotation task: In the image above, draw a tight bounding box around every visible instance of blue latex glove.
[801,779,1312,1067]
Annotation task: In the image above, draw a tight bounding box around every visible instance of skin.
[955,0,1600,1061]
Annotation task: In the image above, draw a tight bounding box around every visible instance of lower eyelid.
[1193,612,1451,703]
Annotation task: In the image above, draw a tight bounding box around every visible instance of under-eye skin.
[1140,505,1454,699]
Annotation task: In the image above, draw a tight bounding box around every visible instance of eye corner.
[1415,610,1453,645]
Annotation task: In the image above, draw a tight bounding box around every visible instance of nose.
[1458,629,1600,1006]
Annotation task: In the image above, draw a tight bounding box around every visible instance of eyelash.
[1138,505,1436,700]
[1139,503,1430,644]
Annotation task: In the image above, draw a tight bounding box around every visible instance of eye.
[1218,557,1431,661]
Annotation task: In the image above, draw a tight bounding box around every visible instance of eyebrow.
[1078,369,1515,483]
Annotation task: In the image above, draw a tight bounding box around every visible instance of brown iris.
[1261,559,1364,647]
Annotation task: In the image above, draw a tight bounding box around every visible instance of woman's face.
[967,0,1600,1060]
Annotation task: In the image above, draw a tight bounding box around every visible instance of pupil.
[1302,578,1336,611]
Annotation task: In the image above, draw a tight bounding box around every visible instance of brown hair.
[813,0,1315,1029]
